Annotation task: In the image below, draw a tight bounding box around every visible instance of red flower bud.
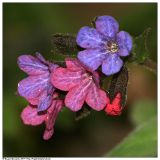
[105,92,122,116]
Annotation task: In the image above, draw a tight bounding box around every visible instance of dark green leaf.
[51,33,79,57]
[130,28,151,63]
[108,65,128,108]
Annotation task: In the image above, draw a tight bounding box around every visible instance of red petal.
[105,104,122,116]
[112,92,121,106]
[65,58,84,71]
[65,79,92,111]
[51,67,83,91]
[86,83,108,111]
[21,105,45,126]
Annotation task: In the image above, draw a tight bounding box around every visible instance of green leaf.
[105,116,157,157]
[51,33,79,57]
[130,28,151,63]
[108,65,128,108]
[130,100,157,126]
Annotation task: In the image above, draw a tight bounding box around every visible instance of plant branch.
[141,58,157,74]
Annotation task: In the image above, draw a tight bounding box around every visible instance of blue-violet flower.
[76,15,132,76]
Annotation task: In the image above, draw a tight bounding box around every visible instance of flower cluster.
[17,15,132,140]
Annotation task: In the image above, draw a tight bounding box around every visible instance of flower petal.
[51,68,83,91]
[95,16,119,38]
[43,100,63,140]
[65,79,92,111]
[85,83,109,111]
[102,54,123,76]
[35,52,48,64]
[17,55,48,75]
[21,105,45,126]
[78,49,105,70]
[116,31,132,56]
[65,58,84,72]
[76,26,105,49]
[38,94,53,112]
[43,129,54,140]
[18,73,49,100]
[27,87,52,106]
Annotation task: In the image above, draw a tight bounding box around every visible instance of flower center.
[107,41,118,53]
[83,73,93,80]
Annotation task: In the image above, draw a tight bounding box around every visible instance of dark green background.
[3,3,157,157]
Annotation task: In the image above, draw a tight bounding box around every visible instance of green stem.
[141,58,157,74]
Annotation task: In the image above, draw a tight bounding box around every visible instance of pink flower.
[105,92,122,116]
[51,58,109,112]
[21,93,63,140]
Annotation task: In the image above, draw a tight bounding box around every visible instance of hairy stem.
[141,58,157,74]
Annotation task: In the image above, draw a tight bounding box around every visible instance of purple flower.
[17,52,58,111]
[76,15,132,76]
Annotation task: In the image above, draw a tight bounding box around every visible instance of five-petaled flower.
[21,93,63,140]
[17,52,58,111]
[76,15,132,76]
[51,58,110,112]
[105,92,122,116]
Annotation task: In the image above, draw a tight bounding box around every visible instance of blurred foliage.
[131,28,151,63]
[3,3,157,157]
[106,116,157,157]
[130,100,157,126]
[105,100,157,157]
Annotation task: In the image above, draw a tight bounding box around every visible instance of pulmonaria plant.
[17,15,138,140]
[17,53,63,140]
[21,93,63,140]
[51,58,109,111]
[76,15,132,75]
[18,52,58,111]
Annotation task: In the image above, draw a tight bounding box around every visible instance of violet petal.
[116,31,132,56]
[35,52,48,64]
[38,94,53,112]
[102,54,123,76]
[78,49,105,70]
[17,55,48,75]
[76,26,105,49]
[18,73,49,100]
[95,16,119,38]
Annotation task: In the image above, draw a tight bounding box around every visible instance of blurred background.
[3,3,157,157]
